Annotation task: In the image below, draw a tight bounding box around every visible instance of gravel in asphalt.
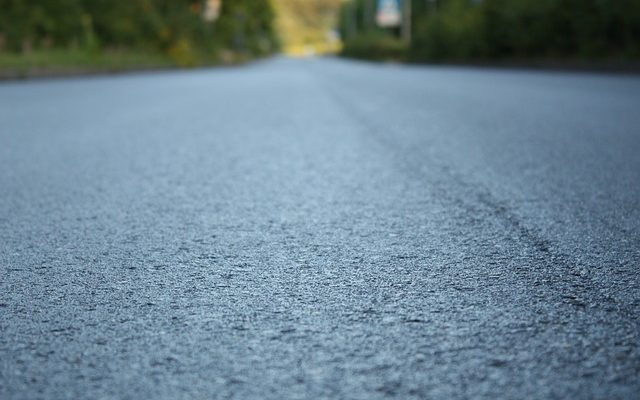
[1,58,639,399]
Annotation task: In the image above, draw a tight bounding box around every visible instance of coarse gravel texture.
[1,57,639,399]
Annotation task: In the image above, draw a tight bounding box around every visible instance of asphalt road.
[1,58,639,399]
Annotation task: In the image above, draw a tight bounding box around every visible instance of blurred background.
[339,0,640,66]
[0,0,639,77]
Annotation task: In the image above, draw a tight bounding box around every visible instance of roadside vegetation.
[274,0,342,56]
[0,0,278,77]
[339,0,640,66]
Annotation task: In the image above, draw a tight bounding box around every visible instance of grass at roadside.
[341,32,408,62]
[340,33,640,73]
[0,49,178,79]
[0,48,257,79]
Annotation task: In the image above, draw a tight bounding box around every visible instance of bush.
[339,0,640,63]
[411,0,484,61]
[342,31,407,61]
[0,0,279,65]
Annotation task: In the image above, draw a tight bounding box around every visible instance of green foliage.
[0,0,84,51]
[341,30,407,61]
[338,0,407,60]
[338,0,380,42]
[412,0,484,61]
[0,0,278,67]
[476,0,640,59]
[0,48,173,78]
[215,0,279,56]
[338,0,640,62]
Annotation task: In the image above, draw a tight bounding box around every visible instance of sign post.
[402,0,411,44]
[376,0,402,28]
[376,0,411,45]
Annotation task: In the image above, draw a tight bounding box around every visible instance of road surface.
[1,58,639,399]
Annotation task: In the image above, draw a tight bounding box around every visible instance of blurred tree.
[0,0,84,51]
[274,0,342,55]
[0,0,279,65]
[339,0,640,62]
[215,0,278,56]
